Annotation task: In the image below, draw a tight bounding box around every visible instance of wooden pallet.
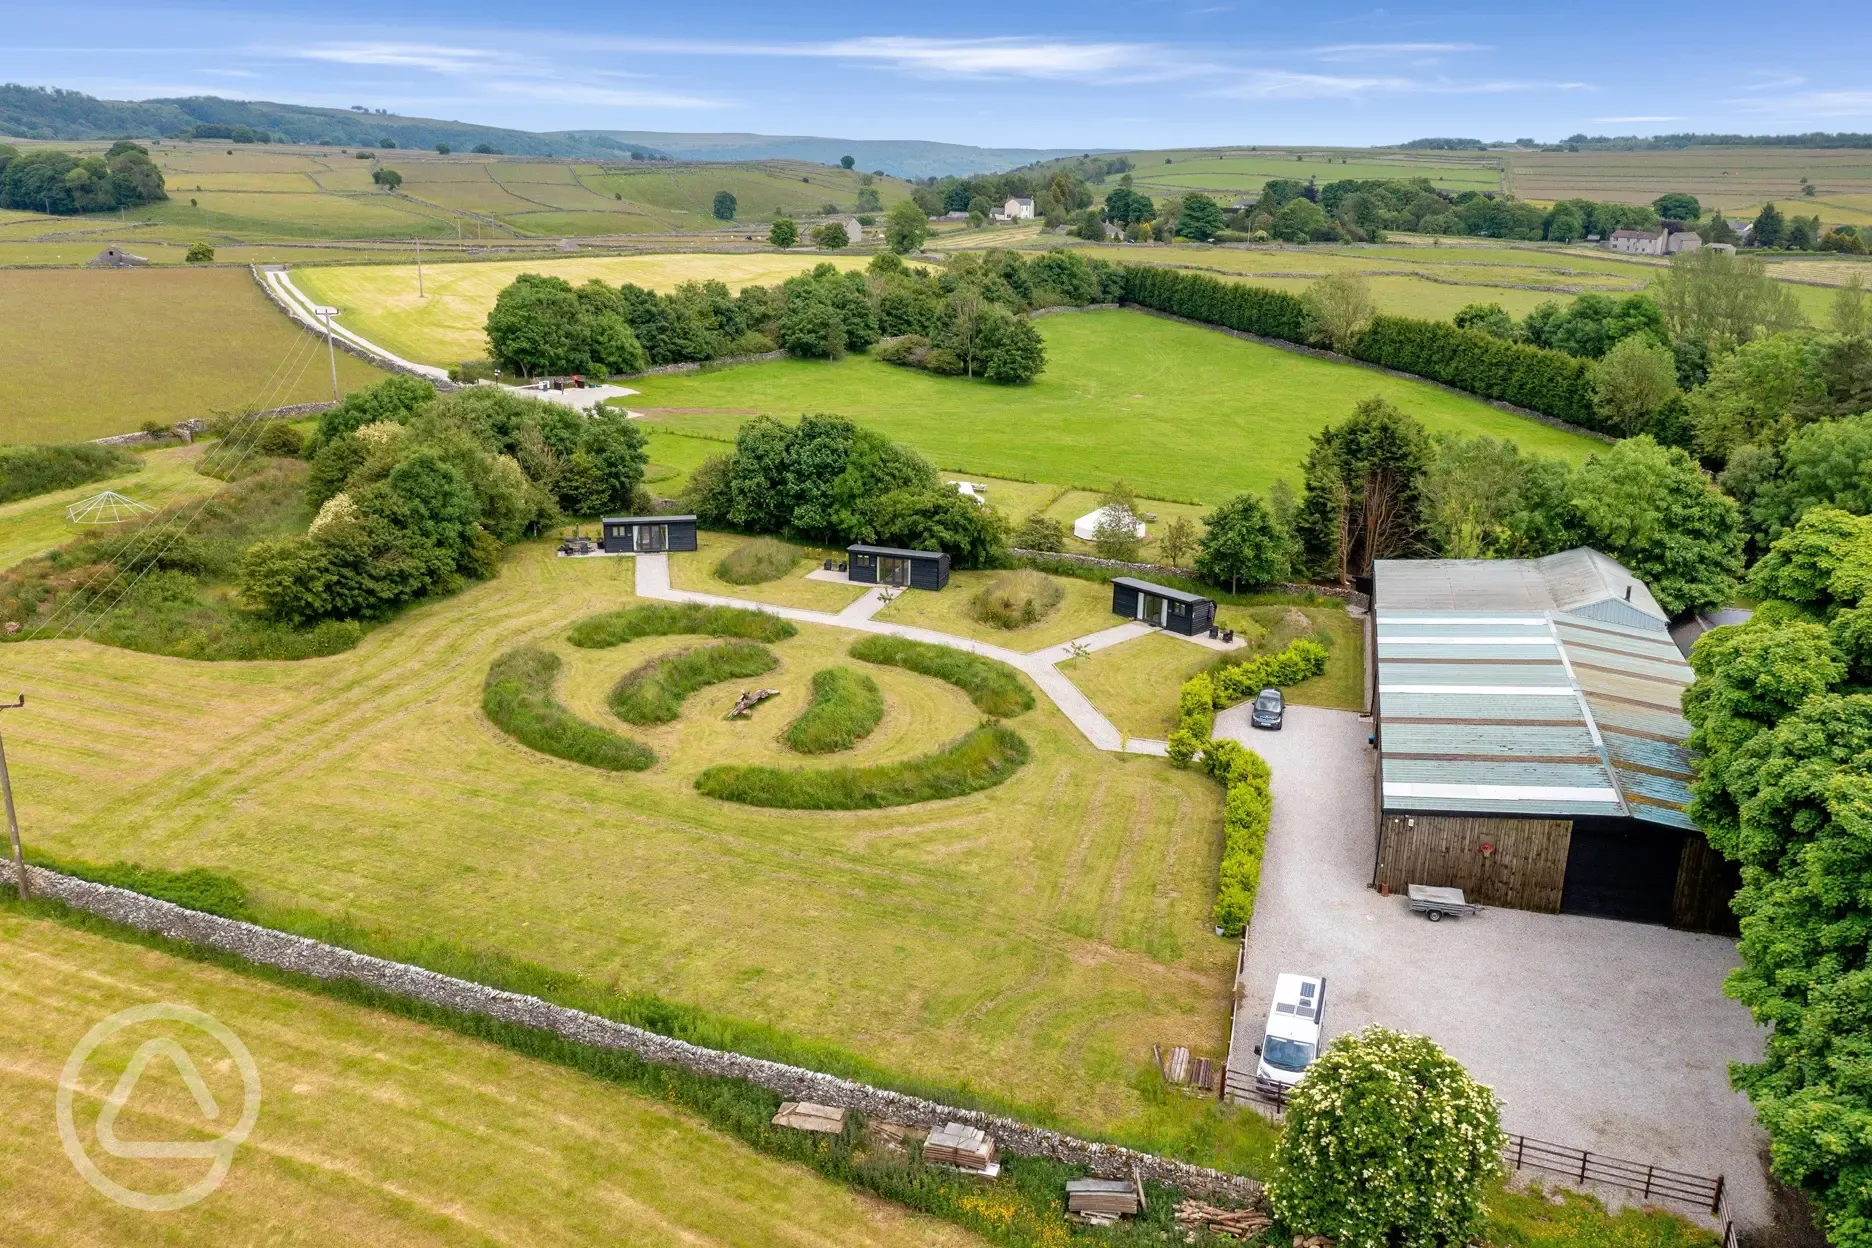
[771,1101,847,1134]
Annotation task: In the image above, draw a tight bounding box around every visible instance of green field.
[0,911,978,1247]
[627,309,1605,502]
[0,445,221,570]
[0,541,1248,1162]
[1504,145,1872,215]
[1109,149,1502,199]
[0,267,390,444]
[295,252,870,367]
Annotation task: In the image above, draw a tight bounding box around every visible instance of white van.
[1254,972,1326,1087]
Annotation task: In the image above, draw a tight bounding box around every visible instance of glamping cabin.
[847,545,950,590]
[600,515,698,554]
[1110,577,1215,637]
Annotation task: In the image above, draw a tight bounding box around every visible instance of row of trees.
[683,414,1006,563]
[0,141,166,215]
[484,248,1117,383]
[241,380,649,624]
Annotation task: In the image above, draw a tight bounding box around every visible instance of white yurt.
[1073,504,1145,542]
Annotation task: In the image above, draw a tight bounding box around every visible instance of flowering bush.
[1267,1026,1505,1248]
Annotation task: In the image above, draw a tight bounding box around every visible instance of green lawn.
[0,542,1254,1168]
[626,310,1605,502]
[0,912,978,1248]
[0,445,221,571]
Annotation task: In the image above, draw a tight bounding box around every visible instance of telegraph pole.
[315,306,340,402]
[0,694,28,900]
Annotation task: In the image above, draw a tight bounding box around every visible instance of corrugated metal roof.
[1373,598,1698,828]
[1373,548,1670,631]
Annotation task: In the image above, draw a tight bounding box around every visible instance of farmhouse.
[1367,549,1737,931]
[600,514,698,554]
[998,197,1035,221]
[847,544,950,590]
[1110,577,1215,636]
[1606,228,1701,256]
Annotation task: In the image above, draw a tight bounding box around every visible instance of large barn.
[1368,549,1737,932]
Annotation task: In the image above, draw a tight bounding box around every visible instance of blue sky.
[5,0,1871,149]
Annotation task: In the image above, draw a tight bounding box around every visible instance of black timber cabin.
[848,545,950,590]
[601,515,698,554]
[1111,577,1215,636]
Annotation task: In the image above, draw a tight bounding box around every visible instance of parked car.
[1253,972,1325,1087]
[1250,687,1284,730]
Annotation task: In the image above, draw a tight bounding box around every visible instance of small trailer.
[1407,884,1481,922]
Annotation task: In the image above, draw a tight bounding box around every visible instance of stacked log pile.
[1173,1199,1274,1241]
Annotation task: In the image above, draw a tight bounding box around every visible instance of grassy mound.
[849,635,1034,717]
[783,666,885,754]
[0,443,141,505]
[483,646,653,770]
[695,724,1029,809]
[569,602,798,648]
[610,642,780,725]
[715,537,802,586]
[970,569,1064,630]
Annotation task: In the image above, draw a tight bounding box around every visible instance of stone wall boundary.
[249,264,459,390]
[1,860,1259,1203]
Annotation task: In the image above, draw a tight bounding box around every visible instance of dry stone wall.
[4,861,1259,1202]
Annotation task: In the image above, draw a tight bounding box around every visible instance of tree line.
[0,140,166,215]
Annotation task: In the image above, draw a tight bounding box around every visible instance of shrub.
[609,642,778,725]
[0,442,140,505]
[1211,639,1328,706]
[568,602,797,648]
[185,241,214,263]
[255,421,305,458]
[695,723,1028,809]
[482,647,653,770]
[1267,1026,1504,1248]
[783,666,884,753]
[33,855,252,919]
[848,635,1034,716]
[1012,513,1066,552]
[715,537,801,585]
[970,569,1064,629]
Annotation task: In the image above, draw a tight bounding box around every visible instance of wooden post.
[1710,1174,1725,1217]
[0,694,27,900]
[1578,1150,1590,1186]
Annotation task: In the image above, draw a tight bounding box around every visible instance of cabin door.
[634,525,668,552]
[877,556,911,587]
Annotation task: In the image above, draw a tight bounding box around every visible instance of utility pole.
[315,306,340,401]
[0,694,28,900]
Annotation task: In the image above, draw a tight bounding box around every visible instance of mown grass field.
[295,253,871,366]
[670,530,868,612]
[871,571,1121,652]
[0,445,221,570]
[628,309,1605,502]
[0,267,390,444]
[1503,145,1872,213]
[0,911,979,1248]
[1114,149,1502,199]
[0,541,1246,1162]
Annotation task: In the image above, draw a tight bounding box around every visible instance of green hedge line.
[483,646,654,771]
[569,602,797,649]
[1166,639,1326,936]
[610,642,779,725]
[784,666,885,754]
[848,635,1034,717]
[0,442,141,506]
[695,723,1029,809]
[1117,266,1605,435]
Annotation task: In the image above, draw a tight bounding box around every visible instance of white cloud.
[1213,70,1585,100]
[1307,42,1488,62]
[484,80,722,110]
[1728,87,1872,117]
[587,35,1200,82]
[297,42,501,73]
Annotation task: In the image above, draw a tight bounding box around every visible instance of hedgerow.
[483,646,654,771]
[784,666,885,754]
[568,602,797,648]
[848,635,1034,716]
[0,442,141,505]
[610,642,779,725]
[1117,266,1604,434]
[695,723,1029,809]
[1167,638,1327,934]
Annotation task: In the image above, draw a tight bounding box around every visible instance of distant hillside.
[0,85,657,159]
[554,131,1094,178]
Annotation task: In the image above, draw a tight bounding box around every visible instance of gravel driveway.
[1215,703,1772,1229]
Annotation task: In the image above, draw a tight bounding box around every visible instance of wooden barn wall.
[1671,833,1742,935]
[1375,814,1573,913]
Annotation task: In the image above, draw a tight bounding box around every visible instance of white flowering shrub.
[1267,1025,1505,1248]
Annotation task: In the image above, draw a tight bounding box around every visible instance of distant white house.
[1608,228,1669,256]
[1073,505,1146,542]
[838,216,864,243]
[952,481,987,505]
[1666,231,1702,254]
[997,197,1035,221]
